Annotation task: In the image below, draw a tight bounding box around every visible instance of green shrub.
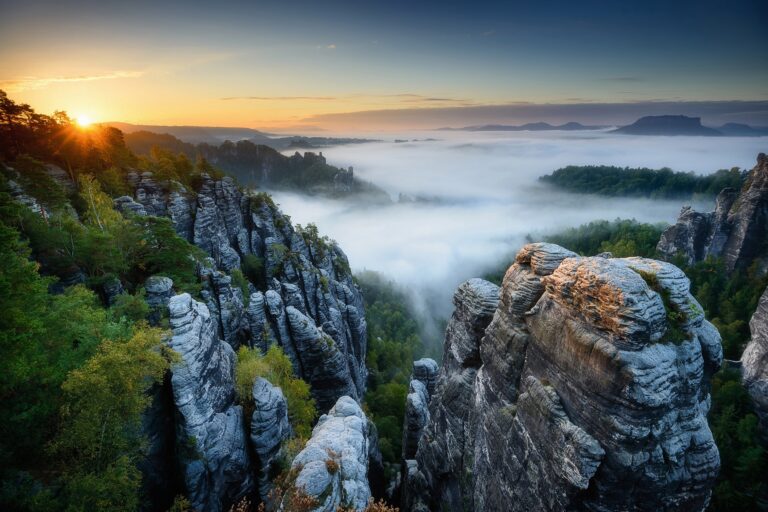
[236,345,317,439]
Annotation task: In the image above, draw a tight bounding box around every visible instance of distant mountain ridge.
[439,121,605,131]
[612,115,768,137]
[107,122,378,148]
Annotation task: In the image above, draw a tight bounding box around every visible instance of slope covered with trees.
[539,164,745,199]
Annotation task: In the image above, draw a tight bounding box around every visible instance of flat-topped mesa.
[657,152,768,272]
[404,243,722,512]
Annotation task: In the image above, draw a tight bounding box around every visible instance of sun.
[75,114,93,128]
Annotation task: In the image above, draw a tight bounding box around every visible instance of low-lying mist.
[273,130,766,346]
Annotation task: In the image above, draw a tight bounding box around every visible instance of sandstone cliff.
[287,396,373,511]
[657,153,768,272]
[404,243,722,511]
[742,286,768,436]
[119,170,368,408]
[166,293,254,512]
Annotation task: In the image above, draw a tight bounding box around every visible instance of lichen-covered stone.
[289,396,372,512]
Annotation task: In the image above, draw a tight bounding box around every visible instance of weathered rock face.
[405,243,722,512]
[250,377,291,503]
[658,153,768,272]
[401,358,439,461]
[128,172,368,411]
[145,275,174,326]
[403,279,499,512]
[166,293,254,512]
[288,396,372,512]
[742,286,768,436]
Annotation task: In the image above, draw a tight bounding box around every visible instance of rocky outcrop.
[286,306,359,412]
[145,275,174,325]
[403,279,499,511]
[742,286,768,436]
[401,358,439,462]
[128,172,368,411]
[250,377,291,503]
[166,293,254,512]
[404,243,721,512]
[287,396,372,511]
[658,153,768,272]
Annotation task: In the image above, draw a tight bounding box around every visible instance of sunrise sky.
[1,0,766,132]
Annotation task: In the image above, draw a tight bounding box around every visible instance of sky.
[0,0,766,131]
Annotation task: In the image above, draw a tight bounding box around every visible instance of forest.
[539,164,745,199]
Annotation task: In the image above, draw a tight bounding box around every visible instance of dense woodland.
[540,164,746,199]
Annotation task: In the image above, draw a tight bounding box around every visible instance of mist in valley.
[273,130,767,347]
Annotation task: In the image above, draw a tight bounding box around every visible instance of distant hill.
[612,115,722,136]
[439,121,605,131]
[107,122,275,145]
[539,164,745,199]
[715,123,768,137]
[109,122,379,149]
[123,130,389,200]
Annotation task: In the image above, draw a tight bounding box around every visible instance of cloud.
[221,95,338,101]
[0,70,144,91]
[316,44,337,49]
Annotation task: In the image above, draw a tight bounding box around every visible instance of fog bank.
[273,130,766,342]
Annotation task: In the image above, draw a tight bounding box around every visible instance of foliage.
[111,288,150,322]
[52,325,174,511]
[709,368,767,511]
[485,219,666,285]
[676,257,768,359]
[540,164,745,199]
[0,218,132,469]
[241,253,266,291]
[357,270,424,465]
[6,156,68,210]
[127,215,203,294]
[231,269,251,305]
[235,345,317,438]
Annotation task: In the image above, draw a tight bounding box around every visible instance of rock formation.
[166,293,254,512]
[145,275,174,325]
[122,170,368,410]
[403,279,499,511]
[742,286,768,436]
[404,243,722,511]
[401,359,438,461]
[250,377,292,503]
[287,396,372,511]
[658,153,768,272]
